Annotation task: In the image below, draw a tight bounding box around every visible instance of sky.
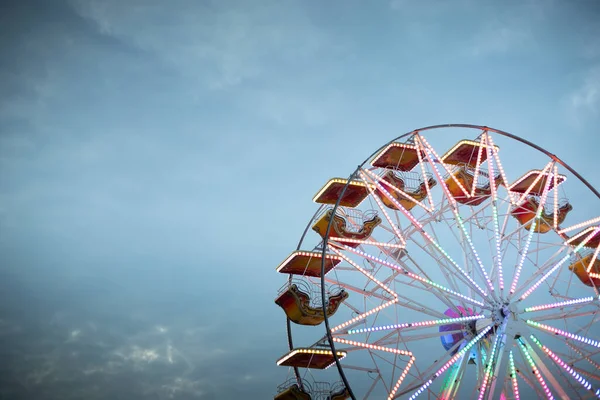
[1,0,599,399]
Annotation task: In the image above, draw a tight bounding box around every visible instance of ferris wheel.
[273,124,600,400]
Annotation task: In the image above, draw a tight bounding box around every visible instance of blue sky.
[1,0,599,399]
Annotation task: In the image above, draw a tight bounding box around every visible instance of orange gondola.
[568,252,600,287]
[374,170,436,211]
[445,165,502,206]
[312,208,381,247]
[510,197,572,233]
[275,281,348,326]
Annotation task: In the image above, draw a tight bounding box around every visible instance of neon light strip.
[329,237,405,249]
[440,362,459,399]
[420,144,494,293]
[414,137,436,209]
[513,162,554,205]
[520,227,600,300]
[470,136,485,197]
[511,169,554,295]
[485,133,511,197]
[362,165,431,216]
[558,216,600,234]
[553,170,560,228]
[587,245,600,273]
[456,213,494,292]
[477,326,504,399]
[329,247,398,333]
[359,171,407,246]
[530,335,594,391]
[566,226,600,245]
[517,339,554,399]
[416,135,470,197]
[526,320,600,347]
[566,342,600,372]
[333,338,415,400]
[510,351,520,400]
[332,299,397,333]
[276,348,347,365]
[348,315,485,334]
[377,175,432,213]
[361,169,488,298]
[524,296,596,313]
[339,244,485,306]
[330,247,396,297]
[485,134,504,291]
[408,325,493,400]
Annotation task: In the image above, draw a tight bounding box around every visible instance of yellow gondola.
[275,283,348,326]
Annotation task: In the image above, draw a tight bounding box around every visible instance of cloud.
[567,65,600,125]
[469,25,532,57]
[69,0,329,90]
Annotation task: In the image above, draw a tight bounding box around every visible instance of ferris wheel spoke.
[424,211,484,303]
[514,360,549,398]
[513,243,573,299]
[357,169,409,245]
[346,314,486,335]
[525,309,599,324]
[359,168,489,299]
[529,335,598,396]
[414,134,469,198]
[483,132,505,293]
[405,324,494,399]
[509,351,521,400]
[565,342,600,373]
[337,244,486,308]
[477,322,508,400]
[517,338,555,399]
[526,320,600,348]
[323,277,390,302]
[522,296,598,313]
[395,338,466,397]
[518,227,600,301]
[484,132,511,194]
[509,161,556,297]
[558,216,600,235]
[375,329,465,347]
[572,311,600,341]
[332,337,415,399]
[522,336,573,399]
[399,251,465,312]
[419,140,495,296]
[439,352,470,399]
[403,237,469,305]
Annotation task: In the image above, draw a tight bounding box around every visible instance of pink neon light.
[334,337,415,400]
[361,169,487,298]
[531,335,593,391]
[408,325,493,400]
[339,244,485,306]
[527,320,600,347]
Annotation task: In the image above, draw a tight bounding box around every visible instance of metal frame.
[280,124,600,399]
